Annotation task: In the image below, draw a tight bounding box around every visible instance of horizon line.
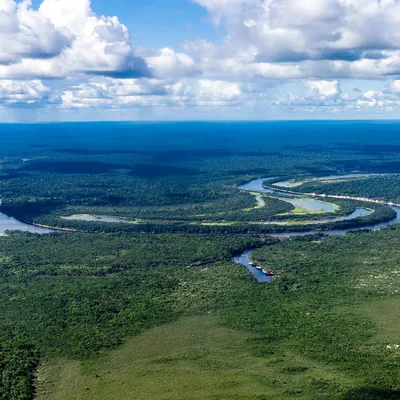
[2,119,400,125]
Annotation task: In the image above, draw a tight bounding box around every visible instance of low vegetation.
[0,123,399,399]
[0,227,398,398]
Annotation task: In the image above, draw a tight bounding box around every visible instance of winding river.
[0,175,399,283]
[235,177,400,282]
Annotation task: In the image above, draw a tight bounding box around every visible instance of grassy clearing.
[279,201,339,216]
[36,316,358,400]
[199,222,236,226]
[359,298,400,343]
[284,206,326,215]
[280,206,318,215]
[60,214,145,224]
[284,178,365,189]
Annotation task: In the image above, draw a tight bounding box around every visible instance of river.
[0,212,55,236]
[0,176,398,282]
[235,177,400,282]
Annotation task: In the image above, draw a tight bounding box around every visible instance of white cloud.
[61,78,165,109]
[0,0,71,65]
[0,79,56,106]
[355,91,397,110]
[0,0,149,79]
[276,79,400,113]
[308,80,341,100]
[278,80,343,107]
[190,0,400,80]
[61,78,245,109]
[167,79,242,106]
[388,80,400,94]
[142,48,199,79]
[4,0,400,117]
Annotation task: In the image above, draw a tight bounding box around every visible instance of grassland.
[359,299,400,343]
[37,316,361,400]
[280,201,339,216]
[29,227,400,400]
[36,297,400,400]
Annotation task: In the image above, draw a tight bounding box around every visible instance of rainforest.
[0,121,399,400]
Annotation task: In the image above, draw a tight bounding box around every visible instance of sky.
[3,0,400,122]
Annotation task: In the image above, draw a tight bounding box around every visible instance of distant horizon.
[3,119,400,125]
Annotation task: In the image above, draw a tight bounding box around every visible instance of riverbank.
[235,176,400,281]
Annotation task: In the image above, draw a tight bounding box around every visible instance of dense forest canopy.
[0,122,398,399]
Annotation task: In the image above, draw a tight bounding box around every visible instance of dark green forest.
[0,122,399,399]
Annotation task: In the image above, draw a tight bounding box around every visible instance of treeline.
[295,175,400,203]
[1,144,398,227]
[5,201,393,236]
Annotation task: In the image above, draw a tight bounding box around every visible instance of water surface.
[255,208,373,226]
[0,212,54,236]
[61,214,139,224]
[233,250,274,283]
[240,178,339,213]
[235,177,400,281]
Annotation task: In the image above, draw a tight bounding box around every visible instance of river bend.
[235,177,400,282]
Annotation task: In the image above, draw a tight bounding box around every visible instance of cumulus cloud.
[61,78,244,109]
[0,79,56,106]
[388,80,400,94]
[0,0,70,65]
[353,83,400,110]
[62,76,400,115]
[0,0,149,79]
[308,80,342,101]
[277,80,344,107]
[142,48,200,79]
[190,0,400,79]
[4,0,400,116]
[167,79,242,106]
[61,78,166,109]
[276,79,400,113]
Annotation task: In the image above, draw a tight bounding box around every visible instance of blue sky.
[95,0,223,48]
[3,0,400,121]
[29,0,223,49]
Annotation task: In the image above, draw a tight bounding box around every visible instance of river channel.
[0,176,399,283]
[0,212,55,236]
[234,177,400,282]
